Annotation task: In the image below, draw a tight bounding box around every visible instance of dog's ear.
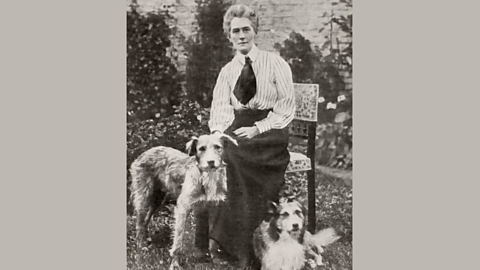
[266,201,281,241]
[267,201,278,214]
[218,133,238,147]
[262,201,277,222]
[185,136,199,156]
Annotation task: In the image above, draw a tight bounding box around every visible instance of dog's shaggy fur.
[253,200,340,270]
[129,133,237,269]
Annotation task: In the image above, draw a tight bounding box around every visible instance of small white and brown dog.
[253,199,340,270]
[129,133,237,269]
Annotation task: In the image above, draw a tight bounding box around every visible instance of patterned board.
[293,83,319,122]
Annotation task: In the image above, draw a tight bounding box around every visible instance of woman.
[206,4,296,268]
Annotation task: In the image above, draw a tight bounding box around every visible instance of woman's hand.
[233,126,260,139]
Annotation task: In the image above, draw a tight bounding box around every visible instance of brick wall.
[127,0,352,90]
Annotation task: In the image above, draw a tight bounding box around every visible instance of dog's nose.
[292,223,299,230]
[207,160,215,167]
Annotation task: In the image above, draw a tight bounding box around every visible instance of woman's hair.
[223,4,259,36]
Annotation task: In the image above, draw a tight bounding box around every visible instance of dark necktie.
[234,56,257,105]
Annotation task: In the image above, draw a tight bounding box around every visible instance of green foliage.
[127,5,183,122]
[185,0,233,107]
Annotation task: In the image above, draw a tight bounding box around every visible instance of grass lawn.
[126,166,352,270]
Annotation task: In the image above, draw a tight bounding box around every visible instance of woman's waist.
[233,108,273,117]
[231,108,272,127]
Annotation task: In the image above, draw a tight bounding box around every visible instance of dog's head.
[185,133,238,171]
[268,198,307,243]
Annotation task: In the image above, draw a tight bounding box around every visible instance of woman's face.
[229,17,256,55]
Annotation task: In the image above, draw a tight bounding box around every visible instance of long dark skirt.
[208,109,290,266]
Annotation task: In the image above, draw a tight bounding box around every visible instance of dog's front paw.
[306,259,317,269]
[305,254,324,269]
[315,254,324,267]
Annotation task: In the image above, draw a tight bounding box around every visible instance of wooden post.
[307,122,316,233]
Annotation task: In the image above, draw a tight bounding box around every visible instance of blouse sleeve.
[254,56,296,133]
[208,66,234,133]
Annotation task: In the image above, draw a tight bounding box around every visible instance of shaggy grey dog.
[129,134,237,269]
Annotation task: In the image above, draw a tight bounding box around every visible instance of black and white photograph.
[126,0,353,269]
[4,1,480,270]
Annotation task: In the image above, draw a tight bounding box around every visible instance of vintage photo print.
[126,1,352,269]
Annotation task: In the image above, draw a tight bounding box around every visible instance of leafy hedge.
[127,4,183,122]
[126,4,195,169]
[126,0,231,171]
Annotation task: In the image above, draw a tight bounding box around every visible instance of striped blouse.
[208,44,296,134]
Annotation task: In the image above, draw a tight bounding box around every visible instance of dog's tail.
[304,228,340,268]
[312,228,340,249]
